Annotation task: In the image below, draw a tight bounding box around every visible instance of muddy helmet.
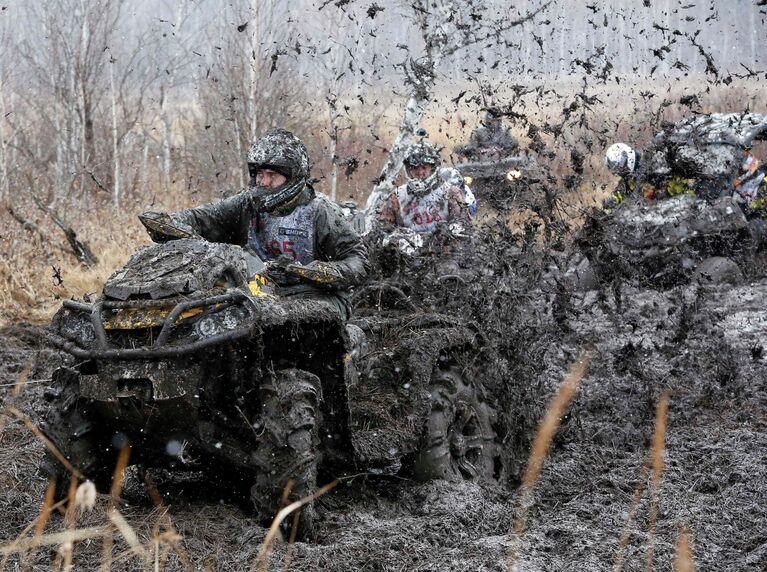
[404,134,441,196]
[482,109,502,127]
[247,128,310,212]
[605,143,637,176]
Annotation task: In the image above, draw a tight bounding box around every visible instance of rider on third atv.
[603,142,643,209]
[456,110,519,161]
[141,128,369,319]
[377,137,472,234]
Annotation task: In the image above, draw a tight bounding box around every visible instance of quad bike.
[575,194,754,289]
[453,147,540,212]
[573,113,767,290]
[41,215,502,537]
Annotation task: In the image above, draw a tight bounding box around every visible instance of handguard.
[139,212,197,242]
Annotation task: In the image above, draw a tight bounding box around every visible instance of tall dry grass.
[506,350,591,571]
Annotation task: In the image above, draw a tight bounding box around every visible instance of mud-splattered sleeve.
[167,194,248,245]
[313,200,370,288]
[377,190,402,227]
[446,186,471,225]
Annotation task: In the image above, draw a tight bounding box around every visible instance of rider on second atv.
[378,137,472,233]
[141,128,368,319]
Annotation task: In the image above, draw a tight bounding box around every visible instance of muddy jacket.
[166,186,368,313]
[377,181,471,233]
[604,176,637,209]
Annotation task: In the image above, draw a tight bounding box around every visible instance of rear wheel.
[412,365,501,482]
[250,368,322,539]
[39,368,116,499]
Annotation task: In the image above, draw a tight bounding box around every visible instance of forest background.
[0,0,764,323]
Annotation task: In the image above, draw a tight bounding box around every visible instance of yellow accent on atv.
[104,306,204,330]
[667,176,696,197]
[248,273,272,297]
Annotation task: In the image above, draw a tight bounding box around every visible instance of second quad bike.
[576,113,767,289]
[453,148,540,212]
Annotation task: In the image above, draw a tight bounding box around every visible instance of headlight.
[507,169,522,181]
[463,176,473,185]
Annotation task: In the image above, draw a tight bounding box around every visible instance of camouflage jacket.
[167,186,369,292]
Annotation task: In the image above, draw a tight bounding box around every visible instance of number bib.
[247,200,316,264]
[396,183,451,233]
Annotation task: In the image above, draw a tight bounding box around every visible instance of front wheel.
[412,365,501,482]
[249,368,322,539]
[39,368,117,499]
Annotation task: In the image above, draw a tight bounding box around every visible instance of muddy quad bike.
[574,113,767,290]
[41,217,502,537]
[576,194,755,289]
[453,147,540,212]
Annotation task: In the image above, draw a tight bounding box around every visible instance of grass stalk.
[645,390,670,572]
[252,480,339,572]
[506,350,591,572]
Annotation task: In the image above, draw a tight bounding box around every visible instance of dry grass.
[645,390,670,572]
[674,527,694,572]
[506,350,591,571]
[612,390,674,572]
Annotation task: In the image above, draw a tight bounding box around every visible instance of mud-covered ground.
[0,269,765,570]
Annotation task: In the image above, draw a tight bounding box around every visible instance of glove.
[447,222,468,238]
[286,260,343,286]
[138,211,196,242]
[264,255,301,286]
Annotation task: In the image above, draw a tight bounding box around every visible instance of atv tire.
[250,368,322,539]
[39,368,117,500]
[412,365,501,482]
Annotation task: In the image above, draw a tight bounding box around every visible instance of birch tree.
[367,0,554,205]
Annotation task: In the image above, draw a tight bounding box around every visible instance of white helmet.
[605,143,636,175]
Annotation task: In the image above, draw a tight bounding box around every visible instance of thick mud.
[0,258,765,570]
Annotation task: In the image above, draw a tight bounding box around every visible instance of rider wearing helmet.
[455,109,519,160]
[141,128,368,319]
[604,142,642,208]
[378,135,471,233]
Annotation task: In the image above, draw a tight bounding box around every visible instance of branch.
[6,205,71,257]
[31,195,99,268]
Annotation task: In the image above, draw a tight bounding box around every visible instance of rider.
[604,142,643,208]
[141,128,368,320]
[455,110,519,160]
[377,137,471,233]
[734,148,767,215]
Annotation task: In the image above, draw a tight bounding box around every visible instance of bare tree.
[187,0,304,196]
[367,0,553,204]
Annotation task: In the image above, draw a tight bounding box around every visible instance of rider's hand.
[264,255,301,286]
[602,196,618,210]
[138,211,196,243]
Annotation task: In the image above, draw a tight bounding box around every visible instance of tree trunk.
[160,84,173,193]
[366,93,428,209]
[0,80,9,202]
[110,58,121,209]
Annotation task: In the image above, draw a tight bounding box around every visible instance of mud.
[0,229,765,570]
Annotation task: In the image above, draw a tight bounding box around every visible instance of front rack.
[49,290,257,360]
